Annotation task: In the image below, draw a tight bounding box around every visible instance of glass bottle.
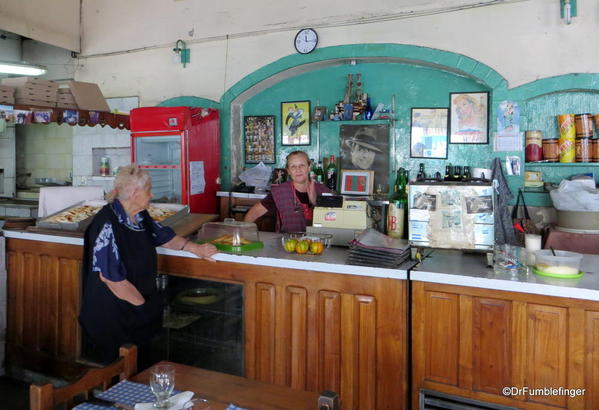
[326,155,337,191]
[315,161,325,183]
[416,163,426,181]
[444,164,453,181]
[363,95,373,120]
[388,168,408,238]
[453,165,462,181]
[463,166,471,181]
[309,158,317,182]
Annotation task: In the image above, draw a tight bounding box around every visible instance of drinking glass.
[182,398,211,410]
[150,364,175,408]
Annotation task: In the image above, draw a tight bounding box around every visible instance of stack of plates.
[346,228,411,269]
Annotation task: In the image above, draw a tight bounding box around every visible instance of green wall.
[242,62,488,193]
[165,44,599,208]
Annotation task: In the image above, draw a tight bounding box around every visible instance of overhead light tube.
[0,61,47,76]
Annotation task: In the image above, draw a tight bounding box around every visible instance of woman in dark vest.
[244,151,330,232]
[79,165,218,368]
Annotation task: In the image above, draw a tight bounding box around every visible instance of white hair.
[107,164,151,201]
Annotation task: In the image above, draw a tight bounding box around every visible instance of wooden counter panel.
[6,239,82,376]
[159,255,408,409]
[412,281,594,410]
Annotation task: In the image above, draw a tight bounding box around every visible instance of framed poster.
[449,91,489,144]
[340,170,374,195]
[281,101,310,145]
[410,108,448,159]
[244,115,275,164]
[339,124,389,192]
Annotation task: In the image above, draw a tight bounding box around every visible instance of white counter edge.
[412,270,599,302]
[4,230,407,280]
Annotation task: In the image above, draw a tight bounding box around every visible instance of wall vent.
[419,389,520,410]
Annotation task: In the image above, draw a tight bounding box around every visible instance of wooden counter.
[4,232,409,410]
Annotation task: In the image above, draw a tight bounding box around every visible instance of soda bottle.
[326,155,337,191]
[309,159,317,182]
[416,163,426,181]
[315,161,325,184]
[444,165,453,181]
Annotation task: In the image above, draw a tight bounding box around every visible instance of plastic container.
[281,232,332,255]
[197,218,263,252]
[534,249,582,276]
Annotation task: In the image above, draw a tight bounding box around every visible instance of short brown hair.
[285,151,310,169]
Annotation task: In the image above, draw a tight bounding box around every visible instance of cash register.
[306,194,371,246]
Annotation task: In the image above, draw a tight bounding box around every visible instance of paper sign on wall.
[190,161,205,194]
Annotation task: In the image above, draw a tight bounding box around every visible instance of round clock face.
[294,28,318,54]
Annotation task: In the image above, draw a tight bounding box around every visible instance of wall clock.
[294,28,318,54]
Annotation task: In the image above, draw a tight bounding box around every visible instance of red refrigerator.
[130,106,220,213]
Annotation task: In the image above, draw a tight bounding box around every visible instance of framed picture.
[340,170,374,195]
[339,124,389,192]
[449,91,489,144]
[313,106,327,121]
[270,168,288,185]
[281,101,310,145]
[244,115,275,164]
[410,108,448,159]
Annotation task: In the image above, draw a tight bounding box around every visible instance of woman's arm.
[162,235,219,262]
[244,202,268,222]
[99,274,145,306]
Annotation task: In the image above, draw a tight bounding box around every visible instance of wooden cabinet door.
[6,238,83,376]
[412,282,596,410]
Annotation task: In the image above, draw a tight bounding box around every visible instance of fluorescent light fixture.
[0,61,47,76]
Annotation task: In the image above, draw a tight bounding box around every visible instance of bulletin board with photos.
[244,115,276,164]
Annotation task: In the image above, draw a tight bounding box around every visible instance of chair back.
[29,345,137,410]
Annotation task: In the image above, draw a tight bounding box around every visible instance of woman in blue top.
[79,165,218,368]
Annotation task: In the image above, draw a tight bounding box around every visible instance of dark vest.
[79,204,163,362]
[271,181,330,232]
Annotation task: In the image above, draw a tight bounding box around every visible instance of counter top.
[217,191,267,199]
[3,230,410,280]
[413,249,599,301]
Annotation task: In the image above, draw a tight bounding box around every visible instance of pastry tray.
[147,202,188,227]
[36,199,107,231]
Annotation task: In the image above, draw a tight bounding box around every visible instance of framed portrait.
[340,170,374,195]
[449,91,489,144]
[339,124,390,192]
[281,101,310,145]
[410,108,448,159]
[244,115,275,164]
[270,168,288,185]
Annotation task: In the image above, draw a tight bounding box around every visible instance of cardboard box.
[68,81,110,112]
[1,77,58,90]
[14,98,56,108]
[0,85,14,93]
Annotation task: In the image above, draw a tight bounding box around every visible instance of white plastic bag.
[550,179,599,211]
[238,162,272,189]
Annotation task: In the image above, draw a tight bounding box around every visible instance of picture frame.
[449,91,489,144]
[244,115,275,164]
[313,106,327,122]
[281,100,310,145]
[410,108,448,159]
[270,168,288,185]
[340,170,375,195]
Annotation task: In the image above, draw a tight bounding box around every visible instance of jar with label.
[542,138,559,162]
[525,130,543,162]
[100,157,110,176]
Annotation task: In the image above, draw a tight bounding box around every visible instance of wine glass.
[182,398,211,410]
[149,364,175,409]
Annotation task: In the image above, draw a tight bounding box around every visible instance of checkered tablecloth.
[72,379,248,410]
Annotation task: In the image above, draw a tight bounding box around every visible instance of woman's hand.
[184,242,219,262]
[307,180,317,206]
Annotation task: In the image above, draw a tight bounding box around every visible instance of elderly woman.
[79,165,217,367]
[244,151,330,232]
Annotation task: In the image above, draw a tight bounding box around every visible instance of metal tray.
[148,202,188,226]
[36,199,107,231]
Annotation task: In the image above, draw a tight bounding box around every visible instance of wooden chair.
[29,345,137,410]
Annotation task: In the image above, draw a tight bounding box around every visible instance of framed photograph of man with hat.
[339,124,390,192]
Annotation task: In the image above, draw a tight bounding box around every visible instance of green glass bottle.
[388,168,407,238]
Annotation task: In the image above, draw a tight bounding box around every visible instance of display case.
[197,218,263,252]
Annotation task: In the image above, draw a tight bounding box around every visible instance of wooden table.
[132,361,320,410]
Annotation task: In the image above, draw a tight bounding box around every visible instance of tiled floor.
[0,375,29,410]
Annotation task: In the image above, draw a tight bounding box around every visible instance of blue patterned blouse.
[92,200,175,282]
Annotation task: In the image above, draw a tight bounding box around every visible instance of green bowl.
[532,267,584,279]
